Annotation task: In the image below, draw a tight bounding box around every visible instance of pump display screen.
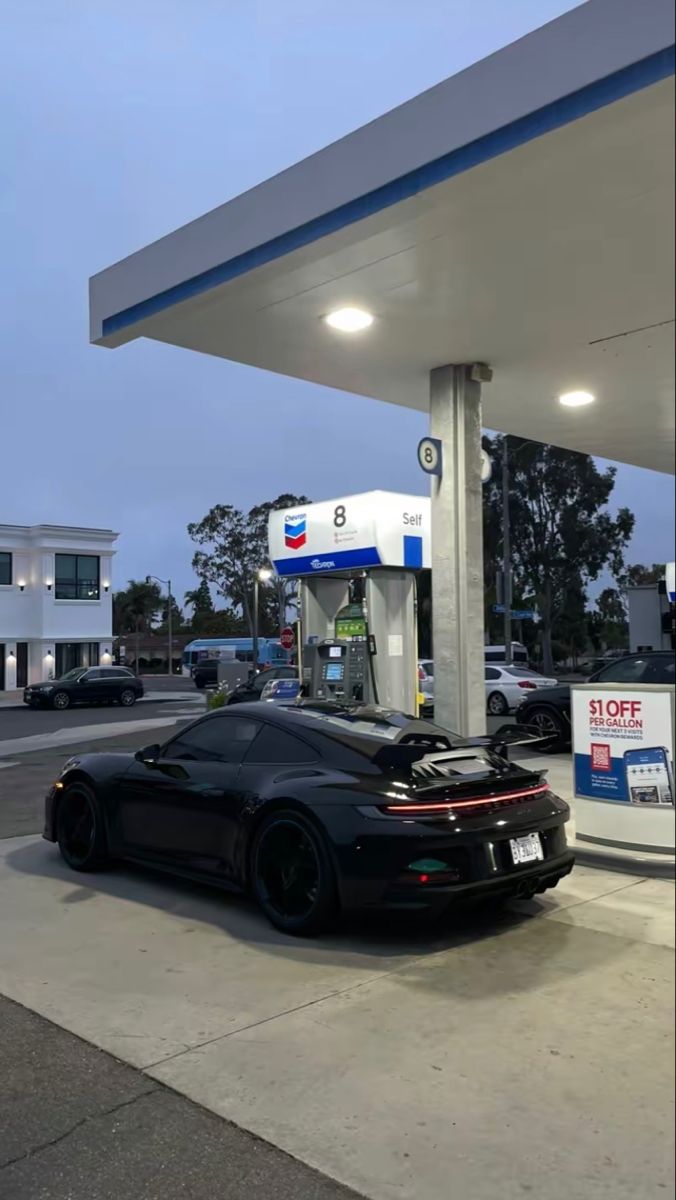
[328,646,342,658]
[325,663,344,682]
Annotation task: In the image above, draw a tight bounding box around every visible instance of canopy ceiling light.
[324,307,374,333]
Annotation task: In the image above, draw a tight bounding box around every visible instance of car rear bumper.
[376,851,575,913]
[328,799,573,914]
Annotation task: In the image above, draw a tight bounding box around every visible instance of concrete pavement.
[0,710,673,1199]
[0,995,362,1200]
[0,831,673,1200]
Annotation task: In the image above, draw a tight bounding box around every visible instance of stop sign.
[280,626,295,651]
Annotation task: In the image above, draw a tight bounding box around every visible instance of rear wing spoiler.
[373,724,551,772]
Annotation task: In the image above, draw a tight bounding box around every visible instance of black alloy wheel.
[51,691,70,710]
[252,812,337,936]
[56,784,107,871]
[524,706,568,753]
[119,688,136,707]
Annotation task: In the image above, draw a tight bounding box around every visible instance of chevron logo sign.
[284,513,307,550]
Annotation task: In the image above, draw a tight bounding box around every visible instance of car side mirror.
[135,743,160,764]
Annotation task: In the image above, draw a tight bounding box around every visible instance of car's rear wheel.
[487,691,509,716]
[51,691,70,710]
[251,811,338,936]
[57,783,108,871]
[119,688,136,707]
[523,706,568,752]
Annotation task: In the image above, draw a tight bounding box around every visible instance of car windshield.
[504,668,542,679]
[59,668,87,681]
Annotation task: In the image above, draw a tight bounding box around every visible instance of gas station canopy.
[90,0,675,474]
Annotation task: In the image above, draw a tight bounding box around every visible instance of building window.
[55,555,100,600]
[0,553,11,585]
[55,643,100,676]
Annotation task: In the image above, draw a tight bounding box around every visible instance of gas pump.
[268,491,430,712]
[307,579,376,703]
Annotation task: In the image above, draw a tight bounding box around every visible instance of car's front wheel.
[487,690,509,716]
[523,706,569,753]
[251,811,338,936]
[57,783,108,871]
[119,689,137,707]
[51,691,70,711]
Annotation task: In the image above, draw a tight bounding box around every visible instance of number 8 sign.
[417,437,443,477]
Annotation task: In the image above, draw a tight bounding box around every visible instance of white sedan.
[485,665,558,716]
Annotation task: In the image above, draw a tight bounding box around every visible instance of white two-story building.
[0,525,117,692]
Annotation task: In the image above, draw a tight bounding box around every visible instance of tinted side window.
[595,657,650,684]
[485,668,501,681]
[166,717,260,763]
[647,657,676,684]
[245,724,318,764]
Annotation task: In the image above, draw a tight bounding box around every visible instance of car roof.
[211,700,460,753]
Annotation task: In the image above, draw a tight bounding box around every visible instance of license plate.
[509,832,544,866]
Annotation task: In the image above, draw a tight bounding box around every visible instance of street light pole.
[502,437,513,667]
[252,575,259,680]
[252,567,273,678]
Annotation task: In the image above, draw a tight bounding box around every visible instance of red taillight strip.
[383,782,549,814]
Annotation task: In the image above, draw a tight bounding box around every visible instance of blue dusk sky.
[2,0,672,606]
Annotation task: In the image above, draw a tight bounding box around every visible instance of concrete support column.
[429,365,486,736]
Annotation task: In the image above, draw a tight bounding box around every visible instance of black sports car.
[44,703,574,935]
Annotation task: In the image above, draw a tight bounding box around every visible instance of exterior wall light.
[18,580,26,592]
[45,579,53,591]
[103,582,110,592]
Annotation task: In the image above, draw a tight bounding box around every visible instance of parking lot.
[0,698,673,1200]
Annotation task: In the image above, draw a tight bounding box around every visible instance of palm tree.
[113,579,163,668]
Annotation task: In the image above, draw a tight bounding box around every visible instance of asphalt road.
[0,697,202,741]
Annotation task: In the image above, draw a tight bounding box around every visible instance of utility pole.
[502,436,513,666]
[146,574,173,675]
[167,578,173,676]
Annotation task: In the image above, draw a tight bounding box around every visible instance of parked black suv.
[24,666,144,711]
[516,651,675,751]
